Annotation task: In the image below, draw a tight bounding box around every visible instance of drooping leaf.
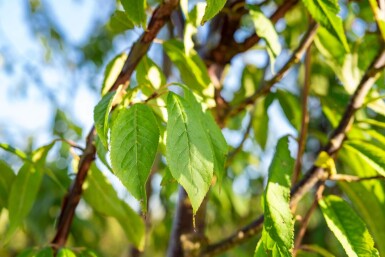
[83,164,145,250]
[183,88,228,184]
[35,247,54,257]
[302,0,349,51]
[94,135,112,172]
[107,10,135,34]
[201,0,226,24]
[344,140,385,176]
[319,195,379,256]
[261,136,294,255]
[110,104,159,211]
[5,163,43,242]
[121,0,146,27]
[249,6,281,69]
[56,248,77,257]
[0,160,15,209]
[163,40,211,93]
[101,53,127,96]
[94,91,116,148]
[166,92,214,213]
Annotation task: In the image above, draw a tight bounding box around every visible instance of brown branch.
[293,45,312,184]
[51,0,179,251]
[205,0,299,65]
[200,46,385,257]
[229,22,319,117]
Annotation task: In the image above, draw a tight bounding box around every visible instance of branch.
[328,174,385,182]
[200,46,385,257]
[293,45,312,184]
[229,21,319,117]
[51,0,179,250]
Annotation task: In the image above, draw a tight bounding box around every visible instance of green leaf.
[121,0,146,27]
[110,104,159,211]
[249,7,281,68]
[297,245,335,257]
[262,136,294,255]
[166,92,214,213]
[35,247,54,257]
[184,3,206,55]
[136,55,166,91]
[57,248,76,257]
[302,0,349,51]
[344,140,385,176]
[0,160,15,209]
[107,10,135,34]
[252,97,269,149]
[254,239,268,257]
[101,53,127,96]
[83,164,145,250]
[5,163,43,243]
[94,91,116,148]
[183,89,228,184]
[201,0,226,24]
[163,40,211,93]
[16,249,37,257]
[319,195,379,256]
[94,135,112,172]
[78,249,98,257]
[339,147,385,256]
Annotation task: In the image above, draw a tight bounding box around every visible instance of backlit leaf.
[94,91,116,148]
[201,0,226,24]
[166,92,214,213]
[0,161,15,209]
[101,53,127,96]
[121,0,146,27]
[319,195,379,256]
[110,104,159,211]
[107,10,135,34]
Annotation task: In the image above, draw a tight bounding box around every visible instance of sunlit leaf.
[35,247,54,257]
[166,92,214,213]
[260,136,294,255]
[319,195,379,256]
[57,248,76,257]
[302,0,349,51]
[345,140,385,176]
[101,53,127,96]
[201,0,226,24]
[253,97,269,149]
[110,104,159,211]
[94,91,116,148]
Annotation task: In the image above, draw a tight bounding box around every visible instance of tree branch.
[293,45,312,184]
[51,0,179,250]
[229,21,319,117]
[328,174,385,182]
[200,46,385,257]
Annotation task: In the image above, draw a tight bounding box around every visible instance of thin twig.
[293,183,324,256]
[293,45,312,184]
[55,139,85,152]
[200,47,385,257]
[328,174,385,182]
[51,0,180,251]
[229,22,319,117]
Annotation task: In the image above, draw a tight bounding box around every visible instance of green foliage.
[302,0,349,51]
[121,0,146,27]
[0,161,15,210]
[101,53,127,96]
[94,91,116,148]
[201,0,226,25]
[257,136,294,256]
[83,164,145,249]
[110,104,159,211]
[107,11,135,34]
[166,92,214,213]
[56,248,76,257]
[319,195,379,256]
